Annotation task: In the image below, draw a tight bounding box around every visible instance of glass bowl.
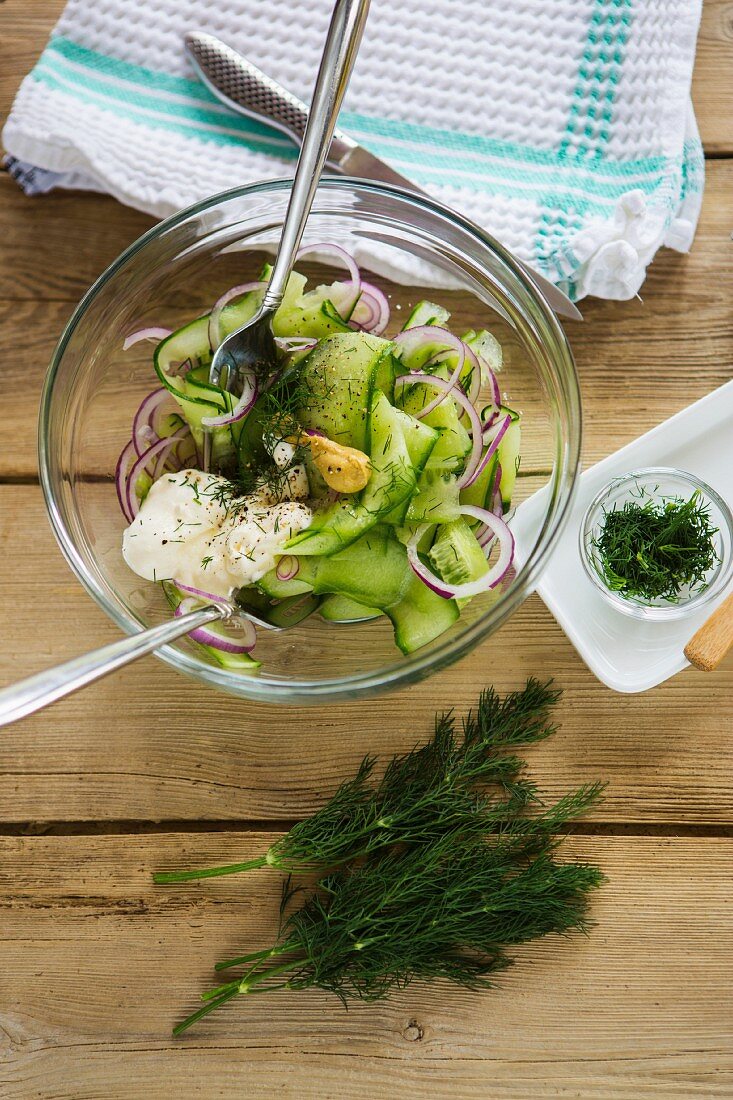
[39,178,580,703]
[580,467,733,621]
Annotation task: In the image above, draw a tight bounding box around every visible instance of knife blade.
[184,32,582,322]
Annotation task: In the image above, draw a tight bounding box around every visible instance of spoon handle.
[684,591,733,672]
[262,0,370,312]
[0,605,225,728]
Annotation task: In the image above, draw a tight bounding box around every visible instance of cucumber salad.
[117,245,520,673]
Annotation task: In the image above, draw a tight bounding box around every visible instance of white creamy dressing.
[122,468,312,598]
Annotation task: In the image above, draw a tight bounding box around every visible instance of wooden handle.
[684,591,733,671]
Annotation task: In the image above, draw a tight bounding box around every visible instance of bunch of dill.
[591,489,719,602]
[155,680,605,1035]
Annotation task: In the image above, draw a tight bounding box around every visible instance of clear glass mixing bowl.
[39,178,581,703]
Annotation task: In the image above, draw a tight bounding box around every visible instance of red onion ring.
[125,428,189,518]
[462,414,512,489]
[393,327,481,418]
[296,242,361,316]
[407,504,515,600]
[115,439,137,523]
[395,372,483,488]
[174,597,256,653]
[351,281,390,335]
[173,580,221,602]
[132,388,170,458]
[123,326,171,351]
[482,406,500,438]
[200,374,258,429]
[476,463,505,546]
[275,555,300,582]
[208,281,265,351]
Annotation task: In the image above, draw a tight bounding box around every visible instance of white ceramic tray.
[513,380,733,693]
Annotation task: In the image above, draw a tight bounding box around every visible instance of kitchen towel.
[3,0,704,301]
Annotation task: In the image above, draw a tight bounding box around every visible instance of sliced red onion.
[395,372,483,488]
[296,243,361,316]
[200,373,258,429]
[275,555,300,582]
[477,464,504,546]
[462,415,511,489]
[115,439,137,523]
[174,597,256,653]
[485,365,501,408]
[208,281,265,351]
[132,388,170,458]
[351,281,390,335]
[393,327,481,418]
[407,504,515,600]
[125,428,189,518]
[123,326,171,351]
[482,406,500,438]
[274,336,318,354]
[173,580,221,602]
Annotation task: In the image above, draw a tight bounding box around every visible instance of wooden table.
[1,4,732,1097]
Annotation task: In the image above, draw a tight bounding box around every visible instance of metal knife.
[184,31,582,322]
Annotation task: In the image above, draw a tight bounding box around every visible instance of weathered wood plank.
[1,833,731,1099]
[1,160,730,478]
[692,0,733,152]
[1,484,732,824]
[1,0,731,153]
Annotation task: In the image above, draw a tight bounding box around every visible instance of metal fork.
[207,0,369,406]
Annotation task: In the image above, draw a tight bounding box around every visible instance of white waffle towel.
[3,0,704,302]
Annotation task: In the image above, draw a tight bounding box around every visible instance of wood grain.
[1,482,732,825]
[1,160,731,478]
[1,832,732,1100]
[692,0,733,152]
[1,7,732,1098]
[1,0,732,153]
[684,591,733,671]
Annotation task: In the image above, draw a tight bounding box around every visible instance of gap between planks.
[1,820,731,839]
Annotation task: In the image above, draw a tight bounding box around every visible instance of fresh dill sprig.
[161,681,605,1034]
[591,488,719,602]
[154,679,591,884]
[172,830,603,1034]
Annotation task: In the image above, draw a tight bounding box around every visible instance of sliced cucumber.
[374,348,399,402]
[257,569,313,599]
[264,592,322,628]
[275,527,457,653]
[386,571,459,654]
[407,470,461,523]
[394,523,437,555]
[273,287,351,339]
[290,527,408,607]
[428,518,488,607]
[319,594,382,623]
[383,408,439,525]
[460,452,499,512]
[297,331,390,451]
[401,300,450,330]
[399,367,471,472]
[287,390,416,556]
[497,415,521,508]
[463,328,503,374]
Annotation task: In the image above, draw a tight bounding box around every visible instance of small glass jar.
[580,467,733,621]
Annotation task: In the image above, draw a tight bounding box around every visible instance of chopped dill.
[591,486,719,601]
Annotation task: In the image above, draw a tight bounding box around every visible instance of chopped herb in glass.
[591,487,719,603]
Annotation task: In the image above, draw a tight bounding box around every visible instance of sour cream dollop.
[122,469,312,597]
